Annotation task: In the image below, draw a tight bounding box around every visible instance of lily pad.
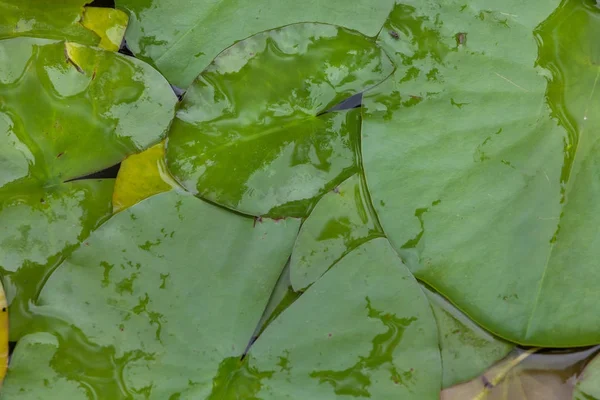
[166,23,394,217]
[574,351,600,400]
[360,0,600,346]
[442,346,597,399]
[117,0,396,87]
[81,7,129,52]
[3,221,442,398]
[1,1,99,44]
[113,141,179,213]
[0,333,87,398]
[425,288,514,388]
[287,167,510,387]
[289,173,383,291]
[0,37,176,339]
[2,190,298,398]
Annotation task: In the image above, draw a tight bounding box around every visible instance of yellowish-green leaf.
[0,1,96,44]
[112,141,179,213]
[81,7,128,52]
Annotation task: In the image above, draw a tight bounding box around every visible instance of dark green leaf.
[166,23,394,217]
[0,37,176,339]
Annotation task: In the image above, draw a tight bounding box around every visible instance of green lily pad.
[3,216,442,398]
[287,164,512,386]
[360,0,600,346]
[289,173,383,291]
[0,37,176,339]
[166,23,394,217]
[1,1,98,45]
[117,0,396,87]
[0,332,88,398]
[1,190,299,398]
[573,351,600,400]
[425,288,514,388]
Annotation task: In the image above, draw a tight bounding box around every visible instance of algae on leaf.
[166,23,394,218]
[2,191,301,398]
[0,37,176,340]
[246,239,441,399]
[425,289,514,388]
[3,223,442,398]
[360,0,600,346]
[289,173,383,291]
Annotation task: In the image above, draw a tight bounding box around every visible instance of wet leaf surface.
[0,37,176,339]
[362,0,600,346]
[3,233,441,399]
[166,23,393,217]
[116,0,396,88]
[2,191,299,398]
[1,1,98,44]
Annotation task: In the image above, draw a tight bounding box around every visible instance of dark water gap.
[87,0,115,7]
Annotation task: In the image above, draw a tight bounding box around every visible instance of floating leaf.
[112,141,179,213]
[81,7,129,52]
[0,37,176,339]
[573,351,600,400]
[166,23,394,217]
[425,288,514,388]
[0,333,86,398]
[117,0,396,87]
[1,1,97,44]
[441,347,598,400]
[2,191,298,397]
[289,173,383,290]
[361,0,600,345]
[3,227,442,398]
[245,238,441,399]
[288,168,511,386]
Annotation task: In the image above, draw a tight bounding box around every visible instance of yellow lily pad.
[81,7,129,52]
[113,141,179,213]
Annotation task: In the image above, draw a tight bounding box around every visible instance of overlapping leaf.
[289,173,383,290]
[112,141,179,213]
[287,169,512,388]
[117,0,396,87]
[361,0,600,346]
[425,289,513,388]
[166,23,394,217]
[1,194,444,399]
[0,37,176,339]
[442,347,598,399]
[81,7,129,52]
[574,350,600,400]
[1,1,103,45]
